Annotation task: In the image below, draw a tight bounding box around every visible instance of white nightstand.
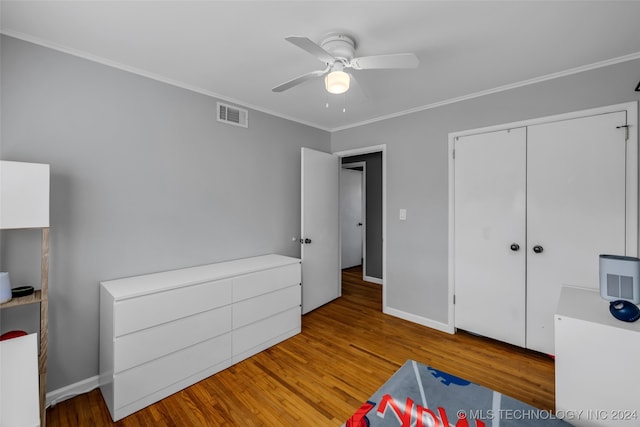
[555,286,640,426]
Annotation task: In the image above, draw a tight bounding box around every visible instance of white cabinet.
[100,254,301,421]
[452,103,637,354]
[0,333,40,427]
[555,286,640,426]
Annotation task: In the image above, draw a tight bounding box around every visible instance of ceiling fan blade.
[350,53,419,70]
[272,68,329,93]
[347,72,372,103]
[285,36,335,64]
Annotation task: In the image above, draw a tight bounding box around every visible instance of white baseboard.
[364,275,383,285]
[47,375,100,408]
[383,306,455,334]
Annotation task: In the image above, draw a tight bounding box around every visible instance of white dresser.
[99,254,301,421]
[555,286,640,426]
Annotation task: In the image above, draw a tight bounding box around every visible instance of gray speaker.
[599,254,640,304]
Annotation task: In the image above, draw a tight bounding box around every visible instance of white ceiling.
[2,1,640,131]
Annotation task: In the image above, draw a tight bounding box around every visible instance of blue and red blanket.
[345,360,572,427]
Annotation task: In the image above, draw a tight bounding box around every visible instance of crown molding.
[3,29,639,134]
[0,30,332,132]
[330,51,640,132]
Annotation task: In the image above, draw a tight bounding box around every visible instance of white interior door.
[301,148,340,314]
[526,111,628,354]
[340,167,363,269]
[454,128,527,347]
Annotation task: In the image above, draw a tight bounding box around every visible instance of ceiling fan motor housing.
[320,34,356,63]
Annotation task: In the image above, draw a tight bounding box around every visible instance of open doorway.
[341,163,365,270]
[336,146,385,296]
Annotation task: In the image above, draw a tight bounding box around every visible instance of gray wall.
[342,152,383,279]
[0,35,330,391]
[331,58,640,327]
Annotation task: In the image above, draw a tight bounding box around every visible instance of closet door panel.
[454,128,527,347]
[526,111,628,354]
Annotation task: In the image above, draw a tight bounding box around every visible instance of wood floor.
[46,266,555,426]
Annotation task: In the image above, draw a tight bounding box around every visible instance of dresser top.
[101,254,300,300]
[556,286,640,333]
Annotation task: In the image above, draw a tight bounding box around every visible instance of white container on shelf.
[0,272,12,303]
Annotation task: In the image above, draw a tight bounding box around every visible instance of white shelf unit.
[0,161,50,426]
[99,254,301,421]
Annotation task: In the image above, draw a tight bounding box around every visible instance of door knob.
[304,238,312,244]
[533,245,544,254]
[510,243,520,251]
[357,222,363,226]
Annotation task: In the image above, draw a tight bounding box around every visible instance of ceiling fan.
[272,33,419,95]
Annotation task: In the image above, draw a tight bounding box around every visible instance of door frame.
[448,101,638,333]
[341,162,366,273]
[334,144,387,308]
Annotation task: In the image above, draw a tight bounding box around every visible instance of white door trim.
[334,145,387,307]
[448,101,638,334]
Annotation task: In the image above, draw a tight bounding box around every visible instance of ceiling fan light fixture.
[273,33,418,95]
[325,70,350,94]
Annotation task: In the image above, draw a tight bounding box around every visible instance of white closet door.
[526,111,628,355]
[454,128,527,347]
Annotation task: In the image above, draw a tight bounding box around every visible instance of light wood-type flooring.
[46,266,555,426]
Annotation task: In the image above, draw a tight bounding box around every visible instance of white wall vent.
[217,102,248,128]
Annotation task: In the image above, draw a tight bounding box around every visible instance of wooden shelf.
[0,290,43,309]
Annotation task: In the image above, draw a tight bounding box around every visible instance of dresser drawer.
[233,263,301,302]
[114,278,232,337]
[233,306,300,357]
[233,284,300,329]
[114,333,231,410]
[114,305,231,373]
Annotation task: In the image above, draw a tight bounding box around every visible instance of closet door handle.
[533,245,544,254]
[510,243,520,251]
